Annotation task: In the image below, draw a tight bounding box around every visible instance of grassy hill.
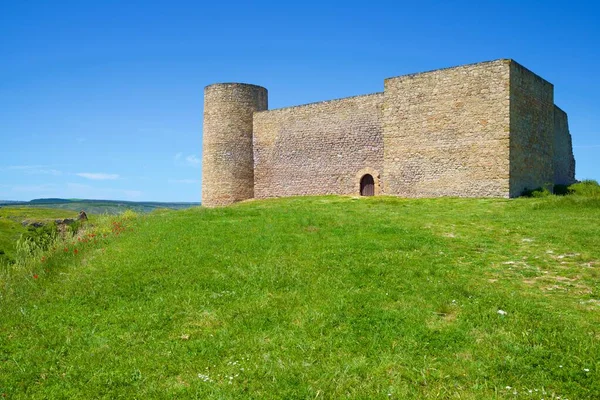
[1,193,599,398]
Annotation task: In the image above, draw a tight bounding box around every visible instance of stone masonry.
[202,84,267,206]
[201,59,575,207]
[253,93,384,199]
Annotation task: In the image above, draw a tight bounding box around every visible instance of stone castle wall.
[508,63,555,196]
[383,60,511,197]
[553,106,576,185]
[201,59,576,206]
[253,93,384,199]
[202,83,267,207]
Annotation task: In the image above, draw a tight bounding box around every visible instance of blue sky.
[1,1,598,202]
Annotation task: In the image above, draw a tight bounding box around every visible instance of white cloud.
[185,155,201,167]
[174,153,201,168]
[169,179,199,184]
[76,172,119,180]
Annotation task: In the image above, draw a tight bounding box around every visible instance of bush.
[18,224,58,254]
[120,209,139,221]
[68,220,83,236]
[553,184,570,195]
[522,187,552,198]
[567,180,600,197]
[522,181,600,198]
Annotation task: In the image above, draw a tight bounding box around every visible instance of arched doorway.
[360,174,375,196]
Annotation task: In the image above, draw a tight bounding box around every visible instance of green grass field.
[1,193,599,398]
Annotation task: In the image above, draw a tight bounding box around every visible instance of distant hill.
[0,198,200,214]
[29,198,73,204]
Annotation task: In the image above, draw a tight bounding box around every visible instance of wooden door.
[360,174,374,196]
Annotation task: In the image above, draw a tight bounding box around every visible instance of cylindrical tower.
[202,83,268,207]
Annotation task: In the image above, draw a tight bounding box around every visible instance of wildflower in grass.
[74,249,79,255]
[33,274,38,279]
[64,247,68,252]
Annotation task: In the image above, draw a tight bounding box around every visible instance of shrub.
[522,187,552,198]
[553,184,570,195]
[68,220,83,236]
[120,209,138,221]
[18,224,58,255]
[567,180,600,197]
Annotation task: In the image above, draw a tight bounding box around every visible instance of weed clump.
[16,224,59,259]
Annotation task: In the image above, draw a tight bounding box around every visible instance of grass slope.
[1,196,599,399]
[0,207,77,264]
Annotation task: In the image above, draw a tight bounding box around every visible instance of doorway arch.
[360,174,375,196]
[355,168,381,196]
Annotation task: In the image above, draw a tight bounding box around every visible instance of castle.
[201,59,575,207]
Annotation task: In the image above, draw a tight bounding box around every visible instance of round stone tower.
[202,83,268,207]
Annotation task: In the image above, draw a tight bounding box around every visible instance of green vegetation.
[1,192,599,399]
[0,207,77,265]
[567,179,600,197]
[523,179,600,198]
[522,187,552,198]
